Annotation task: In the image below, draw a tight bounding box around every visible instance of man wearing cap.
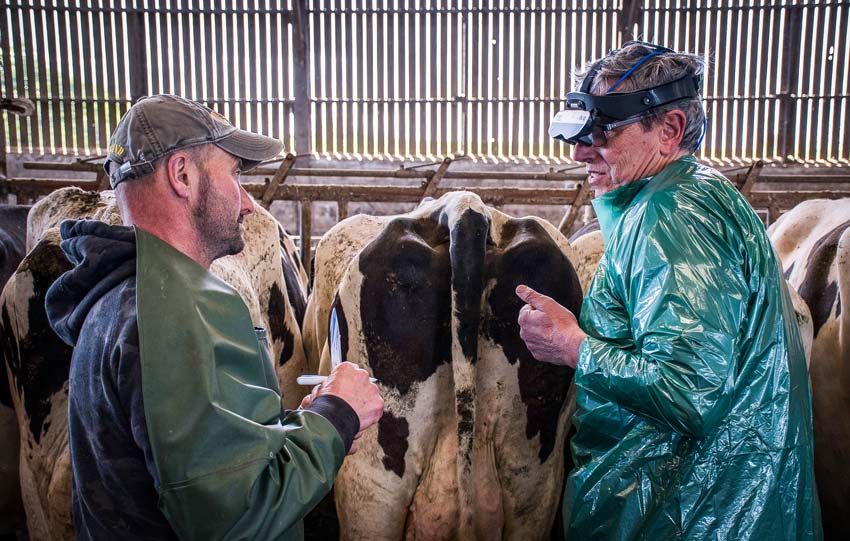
[44,94,384,540]
[516,43,821,538]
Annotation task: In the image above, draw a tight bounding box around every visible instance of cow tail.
[838,227,849,366]
[445,205,490,539]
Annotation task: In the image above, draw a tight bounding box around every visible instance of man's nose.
[239,185,254,215]
[572,143,595,163]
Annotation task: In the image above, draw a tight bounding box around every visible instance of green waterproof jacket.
[135,228,348,540]
[566,156,822,539]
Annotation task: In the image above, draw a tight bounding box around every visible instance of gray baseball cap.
[104,94,283,188]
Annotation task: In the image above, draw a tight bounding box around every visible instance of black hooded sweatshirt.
[45,220,357,540]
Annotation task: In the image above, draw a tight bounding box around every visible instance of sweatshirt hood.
[46,220,137,346]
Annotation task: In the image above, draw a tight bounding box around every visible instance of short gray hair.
[574,42,706,152]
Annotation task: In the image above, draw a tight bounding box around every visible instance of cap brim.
[215,128,284,171]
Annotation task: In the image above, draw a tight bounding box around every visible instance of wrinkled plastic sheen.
[566,156,822,539]
[135,228,346,541]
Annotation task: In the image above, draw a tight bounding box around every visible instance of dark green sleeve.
[158,408,345,541]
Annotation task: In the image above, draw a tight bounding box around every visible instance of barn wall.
[2,0,848,165]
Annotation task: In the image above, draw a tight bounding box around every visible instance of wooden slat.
[558,179,592,236]
[261,153,296,208]
[16,2,36,149]
[0,3,15,153]
[34,0,53,153]
[92,0,108,151]
[3,2,850,165]
[68,4,85,153]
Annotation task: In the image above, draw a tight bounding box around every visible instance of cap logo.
[209,110,231,126]
[109,143,126,157]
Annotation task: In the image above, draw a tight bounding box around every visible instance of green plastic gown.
[566,156,822,540]
[135,228,346,540]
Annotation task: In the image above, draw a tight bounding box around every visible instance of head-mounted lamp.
[549,75,701,146]
[549,41,702,146]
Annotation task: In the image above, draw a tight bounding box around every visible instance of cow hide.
[768,197,850,539]
[304,192,584,540]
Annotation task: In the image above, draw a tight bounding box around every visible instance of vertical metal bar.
[778,4,802,162]
[292,0,311,154]
[128,2,149,103]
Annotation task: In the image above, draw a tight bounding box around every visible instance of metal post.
[618,0,642,44]
[127,2,149,103]
[292,0,311,155]
[778,5,802,162]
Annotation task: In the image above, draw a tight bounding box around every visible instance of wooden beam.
[96,169,110,191]
[737,160,763,197]
[8,177,850,210]
[337,198,348,221]
[127,2,148,103]
[421,157,452,199]
[260,153,296,208]
[558,181,592,236]
[618,0,642,42]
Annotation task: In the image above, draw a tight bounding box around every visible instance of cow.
[303,191,584,540]
[0,187,310,540]
[768,197,850,539]
[0,205,30,538]
[568,219,603,296]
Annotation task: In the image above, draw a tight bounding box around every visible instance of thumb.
[516,284,557,312]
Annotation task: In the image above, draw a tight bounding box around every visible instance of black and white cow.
[303,191,584,540]
[0,187,310,540]
[0,204,31,538]
[567,218,602,296]
[768,197,850,539]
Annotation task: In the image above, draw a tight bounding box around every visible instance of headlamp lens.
[547,109,592,144]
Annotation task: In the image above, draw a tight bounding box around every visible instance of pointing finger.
[516,284,558,313]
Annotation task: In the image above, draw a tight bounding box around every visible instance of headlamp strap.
[606,51,669,93]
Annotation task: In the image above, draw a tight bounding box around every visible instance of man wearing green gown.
[516,42,822,539]
[46,94,384,540]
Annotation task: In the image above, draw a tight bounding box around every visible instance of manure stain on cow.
[378,411,410,478]
[456,388,474,438]
[483,219,582,463]
[798,218,850,337]
[267,282,294,366]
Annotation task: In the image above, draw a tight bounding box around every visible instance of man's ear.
[164,151,194,199]
[659,109,687,154]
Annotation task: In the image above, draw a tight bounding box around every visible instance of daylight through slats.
[2,0,848,165]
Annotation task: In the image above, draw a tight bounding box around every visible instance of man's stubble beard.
[194,171,246,262]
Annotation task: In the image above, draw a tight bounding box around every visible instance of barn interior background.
[2,0,849,266]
